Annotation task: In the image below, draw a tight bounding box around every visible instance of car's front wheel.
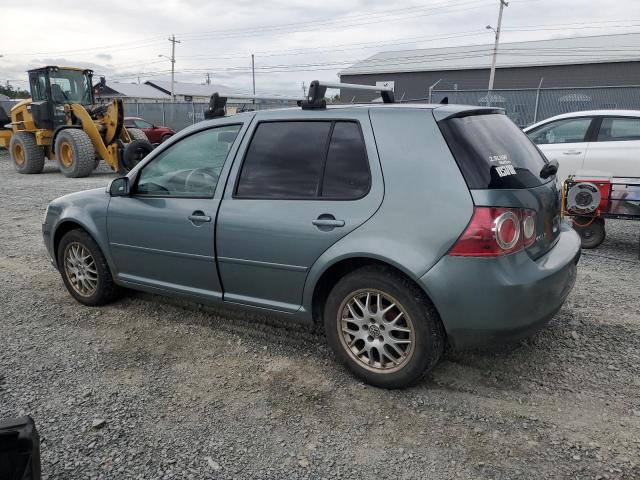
[324,265,444,389]
[57,229,122,306]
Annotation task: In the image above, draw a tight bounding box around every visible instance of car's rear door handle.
[188,211,212,224]
[312,214,345,230]
[312,219,345,227]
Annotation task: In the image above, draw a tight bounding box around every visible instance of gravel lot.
[0,150,639,480]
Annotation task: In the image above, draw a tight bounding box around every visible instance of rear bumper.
[420,225,581,349]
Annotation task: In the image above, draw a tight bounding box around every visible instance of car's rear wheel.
[324,265,444,389]
[573,216,605,249]
[58,229,122,306]
[161,133,173,143]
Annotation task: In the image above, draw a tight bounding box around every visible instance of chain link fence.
[5,86,640,131]
[0,100,293,131]
[430,86,640,127]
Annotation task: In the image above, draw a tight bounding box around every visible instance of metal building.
[338,33,640,102]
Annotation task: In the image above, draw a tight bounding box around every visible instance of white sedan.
[524,110,640,182]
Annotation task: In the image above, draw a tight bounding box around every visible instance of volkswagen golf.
[42,99,581,388]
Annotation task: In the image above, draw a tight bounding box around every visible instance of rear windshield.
[438,113,549,189]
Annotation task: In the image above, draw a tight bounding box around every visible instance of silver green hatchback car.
[43,103,581,388]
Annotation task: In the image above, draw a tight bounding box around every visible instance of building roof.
[104,82,171,99]
[144,80,231,97]
[339,33,640,76]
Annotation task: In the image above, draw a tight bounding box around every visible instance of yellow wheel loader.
[0,66,152,178]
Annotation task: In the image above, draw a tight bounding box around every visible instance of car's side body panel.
[299,108,475,315]
[42,188,114,272]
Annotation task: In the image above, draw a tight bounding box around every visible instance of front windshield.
[49,70,92,105]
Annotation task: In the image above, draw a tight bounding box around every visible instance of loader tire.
[10,131,45,174]
[55,129,95,178]
[122,139,153,171]
[127,128,148,142]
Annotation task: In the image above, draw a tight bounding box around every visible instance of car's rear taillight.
[521,209,537,248]
[449,207,537,257]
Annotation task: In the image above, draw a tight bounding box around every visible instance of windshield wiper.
[540,159,558,179]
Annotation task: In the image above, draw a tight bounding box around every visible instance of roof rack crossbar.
[302,80,395,109]
[205,92,304,119]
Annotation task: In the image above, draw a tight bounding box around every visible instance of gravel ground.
[0,150,639,480]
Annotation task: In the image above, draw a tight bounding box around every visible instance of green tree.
[0,83,30,99]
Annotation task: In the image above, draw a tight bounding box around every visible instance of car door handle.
[312,215,345,229]
[563,150,582,155]
[312,219,345,227]
[188,211,212,223]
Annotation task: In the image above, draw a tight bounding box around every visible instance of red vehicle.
[124,117,175,144]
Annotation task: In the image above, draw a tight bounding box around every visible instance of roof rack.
[302,80,395,109]
[204,80,395,119]
[205,93,303,119]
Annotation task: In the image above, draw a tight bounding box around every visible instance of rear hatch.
[436,109,561,259]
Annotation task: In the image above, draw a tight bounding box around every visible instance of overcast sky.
[2,0,640,96]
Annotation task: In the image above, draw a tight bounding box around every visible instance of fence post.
[533,77,544,124]
[162,103,166,126]
[136,102,139,116]
[192,102,195,125]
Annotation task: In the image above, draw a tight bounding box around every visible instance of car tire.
[122,139,153,171]
[127,128,148,142]
[55,129,95,178]
[160,134,173,143]
[324,265,445,389]
[573,217,605,249]
[10,131,45,174]
[57,229,122,306]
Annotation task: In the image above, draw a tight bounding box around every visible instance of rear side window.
[527,118,592,145]
[236,121,370,199]
[597,117,640,141]
[322,122,370,198]
[439,113,549,189]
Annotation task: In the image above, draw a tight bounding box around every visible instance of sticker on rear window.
[489,154,516,177]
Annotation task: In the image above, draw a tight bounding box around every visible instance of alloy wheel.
[63,242,98,297]
[338,289,415,373]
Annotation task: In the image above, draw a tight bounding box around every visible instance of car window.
[439,113,548,189]
[321,122,370,198]
[236,121,332,198]
[135,124,241,197]
[597,117,640,141]
[135,119,153,129]
[527,118,592,145]
[124,120,135,128]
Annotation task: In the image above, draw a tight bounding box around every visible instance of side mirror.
[109,176,130,196]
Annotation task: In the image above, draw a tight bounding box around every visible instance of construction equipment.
[562,174,640,251]
[0,66,152,177]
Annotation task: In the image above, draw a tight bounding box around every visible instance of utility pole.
[205,72,211,85]
[251,54,256,105]
[302,81,307,96]
[167,34,180,102]
[487,0,508,91]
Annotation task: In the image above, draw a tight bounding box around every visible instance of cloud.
[1,0,640,94]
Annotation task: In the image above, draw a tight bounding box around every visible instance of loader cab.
[27,66,94,130]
